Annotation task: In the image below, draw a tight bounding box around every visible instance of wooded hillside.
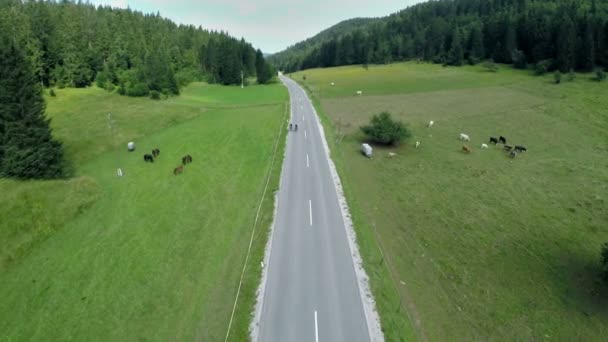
[0,0,275,97]
[270,0,608,73]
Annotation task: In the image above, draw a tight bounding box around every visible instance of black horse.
[152,148,160,157]
[499,136,507,144]
[182,154,193,165]
[504,145,513,152]
[514,145,527,152]
[144,154,154,163]
[489,137,498,145]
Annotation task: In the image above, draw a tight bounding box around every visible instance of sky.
[89,0,423,53]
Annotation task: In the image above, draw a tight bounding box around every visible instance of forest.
[0,0,275,97]
[270,0,608,73]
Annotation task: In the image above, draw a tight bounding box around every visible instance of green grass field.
[0,83,288,340]
[292,63,608,340]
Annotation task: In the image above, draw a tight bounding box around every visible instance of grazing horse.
[174,165,184,175]
[462,145,472,153]
[489,137,498,145]
[514,145,527,152]
[499,136,507,144]
[510,150,518,158]
[504,145,513,152]
[182,155,193,165]
[152,148,160,157]
[144,154,154,163]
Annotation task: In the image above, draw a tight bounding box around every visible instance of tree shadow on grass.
[546,248,608,319]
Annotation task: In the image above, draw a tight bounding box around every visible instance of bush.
[95,70,108,89]
[601,243,608,282]
[595,69,606,82]
[554,71,562,84]
[567,69,576,81]
[126,82,149,97]
[535,59,553,75]
[49,89,56,97]
[360,112,411,145]
[512,49,527,69]
[175,67,204,87]
[149,90,160,100]
[482,60,498,72]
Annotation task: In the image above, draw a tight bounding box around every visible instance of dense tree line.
[271,0,608,73]
[0,0,274,99]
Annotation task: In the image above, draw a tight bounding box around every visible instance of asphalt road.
[257,76,371,342]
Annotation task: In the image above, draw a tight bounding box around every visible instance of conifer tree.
[0,41,65,179]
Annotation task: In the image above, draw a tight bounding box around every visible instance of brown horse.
[174,165,184,175]
[462,145,472,153]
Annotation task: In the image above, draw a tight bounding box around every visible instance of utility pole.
[241,70,244,89]
[107,113,123,177]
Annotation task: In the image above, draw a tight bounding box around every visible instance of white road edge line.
[302,115,305,122]
[305,130,307,140]
[306,154,309,168]
[314,310,319,342]
[309,199,313,227]
[300,78,385,341]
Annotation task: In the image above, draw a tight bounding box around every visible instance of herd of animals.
[459,133,527,158]
[418,120,527,158]
[141,148,193,175]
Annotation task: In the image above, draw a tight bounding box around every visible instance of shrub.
[512,49,527,69]
[360,112,411,145]
[482,60,498,72]
[95,70,108,89]
[554,71,562,84]
[175,67,204,87]
[567,69,576,81]
[595,69,606,82]
[49,89,56,97]
[149,90,160,100]
[601,243,608,282]
[126,82,149,97]
[535,59,553,75]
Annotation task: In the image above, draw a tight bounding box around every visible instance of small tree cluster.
[360,112,411,145]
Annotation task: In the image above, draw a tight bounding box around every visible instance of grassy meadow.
[292,63,608,340]
[0,83,288,340]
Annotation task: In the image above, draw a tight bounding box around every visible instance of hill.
[269,17,380,65]
[271,0,608,73]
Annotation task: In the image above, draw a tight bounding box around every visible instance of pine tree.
[556,16,577,72]
[448,28,464,66]
[255,49,265,79]
[0,41,65,179]
[467,24,484,63]
[579,17,595,71]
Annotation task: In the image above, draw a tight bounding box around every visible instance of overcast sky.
[89,0,423,53]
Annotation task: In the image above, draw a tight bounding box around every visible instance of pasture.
[0,83,288,340]
[292,63,608,340]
